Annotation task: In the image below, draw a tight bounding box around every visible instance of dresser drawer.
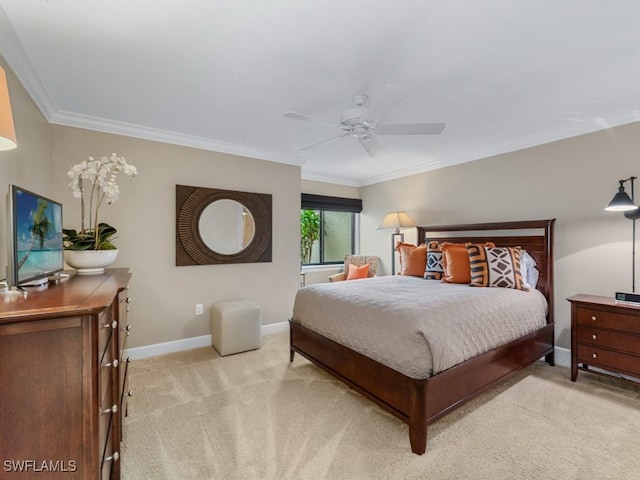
[576,327,640,355]
[576,344,640,377]
[101,419,118,480]
[100,342,117,406]
[576,308,640,334]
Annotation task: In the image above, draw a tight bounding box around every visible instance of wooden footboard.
[290,320,554,454]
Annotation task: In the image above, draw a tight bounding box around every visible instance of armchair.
[328,255,378,282]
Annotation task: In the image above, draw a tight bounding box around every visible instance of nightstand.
[568,294,640,384]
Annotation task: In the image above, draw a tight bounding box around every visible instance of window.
[301,194,362,266]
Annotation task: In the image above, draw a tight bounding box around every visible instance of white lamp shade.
[378,211,416,233]
[0,66,17,151]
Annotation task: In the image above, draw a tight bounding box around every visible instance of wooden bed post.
[409,380,428,455]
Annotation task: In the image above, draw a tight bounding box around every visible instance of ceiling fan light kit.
[284,85,446,157]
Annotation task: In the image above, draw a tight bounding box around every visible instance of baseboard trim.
[554,346,570,368]
[127,321,290,360]
[128,324,572,366]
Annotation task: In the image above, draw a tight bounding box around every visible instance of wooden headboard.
[416,219,555,325]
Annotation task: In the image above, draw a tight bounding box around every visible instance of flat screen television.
[5,184,64,288]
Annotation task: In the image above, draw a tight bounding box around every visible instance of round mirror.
[176,185,272,265]
[198,199,255,255]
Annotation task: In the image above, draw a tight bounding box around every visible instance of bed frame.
[289,219,555,455]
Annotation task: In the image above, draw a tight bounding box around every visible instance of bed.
[289,219,555,454]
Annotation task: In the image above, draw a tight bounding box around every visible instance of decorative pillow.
[424,241,444,280]
[466,245,526,290]
[395,242,427,277]
[346,263,370,280]
[440,242,495,284]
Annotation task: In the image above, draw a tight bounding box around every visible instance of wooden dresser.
[568,294,640,384]
[0,268,131,479]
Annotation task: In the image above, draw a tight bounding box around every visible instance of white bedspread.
[292,276,548,379]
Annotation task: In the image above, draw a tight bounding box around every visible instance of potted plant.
[300,209,320,264]
[63,153,137,273]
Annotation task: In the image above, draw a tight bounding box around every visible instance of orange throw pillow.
[395,242,427,277]
[440,242,495,284]
[346,263,370,280]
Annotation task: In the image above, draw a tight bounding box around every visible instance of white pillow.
[520,250,539,289]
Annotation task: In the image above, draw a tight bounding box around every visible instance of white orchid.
[66,153,137,250]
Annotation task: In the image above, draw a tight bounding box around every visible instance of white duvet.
[292,275,548,379]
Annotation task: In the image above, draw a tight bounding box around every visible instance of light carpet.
[121,332,640,480]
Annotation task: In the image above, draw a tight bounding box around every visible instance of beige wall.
[361,122,640,349]
[301,179,360,199]
[5,52,639,354]
[0,57,50,276]
[47,126,301,348]
[3,57,301,351]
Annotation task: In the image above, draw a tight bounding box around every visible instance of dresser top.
[0,268,131,323]
[567,293,640,312]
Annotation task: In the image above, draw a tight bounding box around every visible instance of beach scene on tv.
[15,189,63,283]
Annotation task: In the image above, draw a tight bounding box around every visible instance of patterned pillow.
[466,245,526,290]
[440,242,495,284]
[424,241,444,280]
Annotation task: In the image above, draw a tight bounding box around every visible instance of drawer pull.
[104,359,119,368]
[126,297,132,304]
[122,324,132,332]
[104,452,120,463]
[592,334,597,340]
[102,404,118,415]
[592,353,597,359]
[591,316,596,321]
[103,320,118,329]
[126,389,134,397]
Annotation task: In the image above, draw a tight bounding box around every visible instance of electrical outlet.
[195,304,203,315]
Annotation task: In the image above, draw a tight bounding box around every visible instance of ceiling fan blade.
[299,133,349,151]
[374,122,446,135]
[366,84,408,121]
[358,135,384,157]
[283,111,342,129]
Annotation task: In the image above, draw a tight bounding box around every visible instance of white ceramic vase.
[64,249,119,275]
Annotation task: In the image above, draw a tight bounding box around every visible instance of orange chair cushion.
[346,263,370,280]
[440,242,495,284]
[396,242,427,277]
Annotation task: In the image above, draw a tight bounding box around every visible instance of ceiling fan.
[283,85,446,157]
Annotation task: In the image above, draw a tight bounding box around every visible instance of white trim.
[49,110,305,167]
[127,321,290,360]
[554,346,570,368]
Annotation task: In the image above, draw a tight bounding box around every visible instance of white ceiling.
[1,1,639,186]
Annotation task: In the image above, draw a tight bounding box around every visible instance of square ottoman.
[211,300,262,356]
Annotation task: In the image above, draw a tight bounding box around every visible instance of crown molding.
[358,114,640,186]
[49,110,305,166]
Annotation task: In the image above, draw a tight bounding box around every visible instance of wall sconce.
[0,66,16,151]
[377,211,416,275]
[605,176,640,293]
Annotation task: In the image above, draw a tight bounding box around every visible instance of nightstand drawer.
[576,344,640,377]
[575,308,640,335]
[576,327,640,355]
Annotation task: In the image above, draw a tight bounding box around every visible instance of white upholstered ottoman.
[211,300,262,356]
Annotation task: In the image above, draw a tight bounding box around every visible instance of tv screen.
[6,185,64,287]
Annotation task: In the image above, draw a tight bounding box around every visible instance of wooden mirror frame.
[176,184,272,265]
